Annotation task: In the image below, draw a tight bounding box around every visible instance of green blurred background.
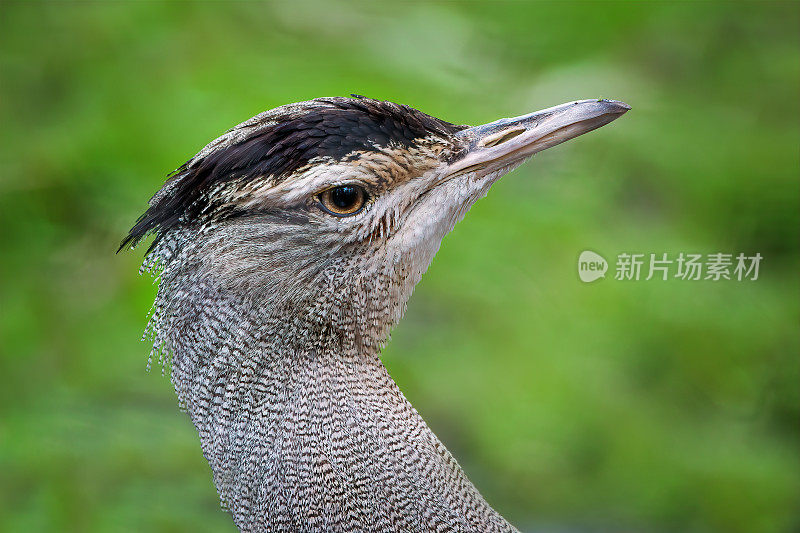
[1,1,798,532]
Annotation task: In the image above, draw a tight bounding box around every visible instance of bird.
[121,95,629,532]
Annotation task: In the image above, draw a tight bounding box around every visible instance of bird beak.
[446,99,630,177]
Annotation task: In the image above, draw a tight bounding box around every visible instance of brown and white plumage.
[123,95,628,532]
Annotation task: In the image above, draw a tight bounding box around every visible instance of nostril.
[480,127,525,148]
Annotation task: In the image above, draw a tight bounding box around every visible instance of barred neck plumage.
[145,232,516,532]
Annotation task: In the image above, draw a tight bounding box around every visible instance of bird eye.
[318,185,368,216]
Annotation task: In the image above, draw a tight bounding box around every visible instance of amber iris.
[319,185,367,216]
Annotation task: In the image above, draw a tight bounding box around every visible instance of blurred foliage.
[1,1,798,532]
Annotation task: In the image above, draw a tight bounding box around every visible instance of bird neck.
[145,253,515,532]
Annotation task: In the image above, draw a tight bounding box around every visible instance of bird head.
[123,96,628,350]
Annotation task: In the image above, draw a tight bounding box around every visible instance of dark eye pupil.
[330,186,358,208]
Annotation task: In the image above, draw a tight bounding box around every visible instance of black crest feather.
[119,96,465,253]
